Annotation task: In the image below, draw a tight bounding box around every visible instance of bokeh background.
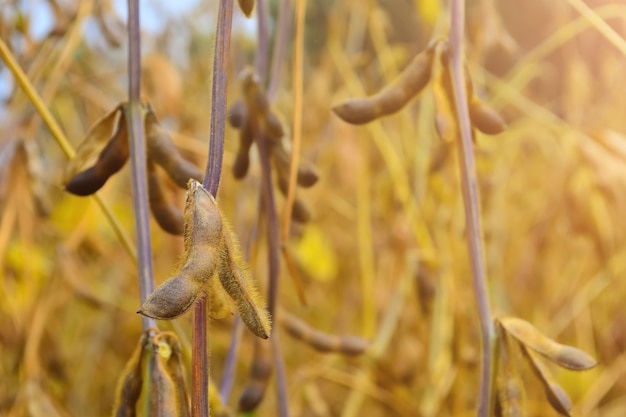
[1,0,626,416]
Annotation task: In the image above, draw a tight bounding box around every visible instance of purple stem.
[267,0,292,102]
[194,0,234,416]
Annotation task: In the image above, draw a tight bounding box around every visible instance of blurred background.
[1,0,626,416]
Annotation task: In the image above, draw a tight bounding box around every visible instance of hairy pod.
[112,332,149,417]
[280,312,369,356]
[147,161,185,235]
[238,339,272,412]
[65,116,129,195]
[218,221,272,338]
[147,337,179,417]
[139,180,223,320]
[468,98,507,135]
[333,45,435,125]
[227,99,247,129]
[153,332,190,417]
[237,0,255,17]
[145,114,203,188]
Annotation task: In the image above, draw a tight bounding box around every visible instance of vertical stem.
[202,0,235,196]
[194,1,234,416]
[126,0,156,331]
[448,1,494,417]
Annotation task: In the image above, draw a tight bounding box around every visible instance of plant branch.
[126,0,156,331]
[194,1,234,416]
[448,1,494,417]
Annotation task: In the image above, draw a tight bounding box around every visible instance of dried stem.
[448,1,494,417]
[281,0,306,240]
[194,0,234,416]
[125,0,156,331]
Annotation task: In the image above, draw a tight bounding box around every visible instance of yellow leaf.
[293,224,338,282]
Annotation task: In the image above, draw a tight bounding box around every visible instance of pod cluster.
[138,179,272,340]
[332,39,507,139]
[494,317,598,417]
[62,102,203,235]
[112,329,193,417]
[228,68,319,223]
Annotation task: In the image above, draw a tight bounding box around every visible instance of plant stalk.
[448,1,494,417]
[126,0,156,331]
[194,0,234,416]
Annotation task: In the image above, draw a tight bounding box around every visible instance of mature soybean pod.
[218,222,271,339]
[333,45,435,125]
[227,99,247,129]
[112,333,149,417]
[139,181,223,320]
[147,161,185,235]
[154,332,191,417]
[280,311,369,356]
[468,98,507,135]
[238,338,272,412]
[65,122,129,196]
[232,123,254,179]
[146,115,203,188]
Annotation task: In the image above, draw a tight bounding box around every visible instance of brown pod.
[146,114,203,188]
[332,45,435,125]
[469,98,507,135]
[218,221,272,339]
[228,99,247,129]
[297,165,319,188]
[65,124,129,196]
[139,180,223,320]
[291,198,312,223]
[147,161,185,235]
[148,337,178,416]
[238,0,255,17]
[138,273,205,320]
[238,339,272,412]
[232,123,254,179]
[280,312,369,356]
[154,332,191,417]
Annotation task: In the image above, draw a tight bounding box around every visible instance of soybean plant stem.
[126,0,156,331]
[194,0,234,416]
[448,1,494,417]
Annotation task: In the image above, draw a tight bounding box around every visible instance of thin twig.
[281,0,306,241]
[194,0,235,416]
[126,0,156,331]
[448,1,494,417]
